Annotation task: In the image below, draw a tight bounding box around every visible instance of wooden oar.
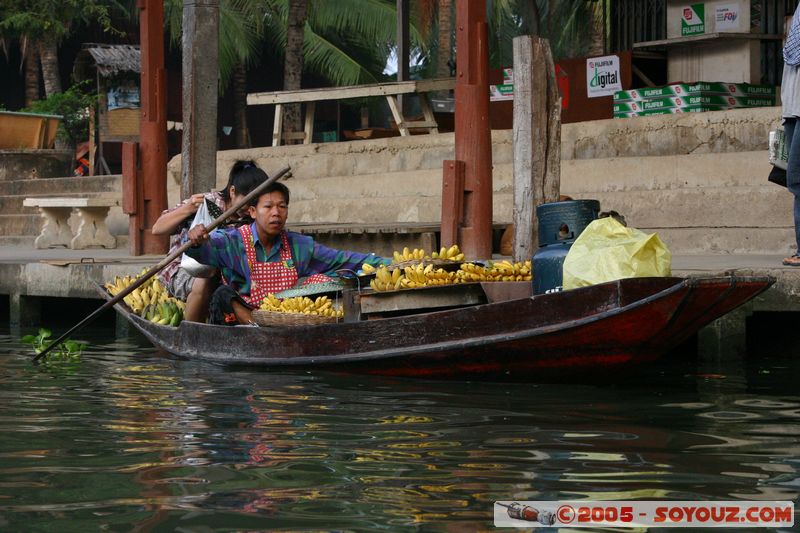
[33,165,291,362]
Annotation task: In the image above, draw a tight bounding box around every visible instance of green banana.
[169,308,183,327]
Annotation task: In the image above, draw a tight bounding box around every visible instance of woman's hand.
[152,193,208,235]
[184,193,206,213]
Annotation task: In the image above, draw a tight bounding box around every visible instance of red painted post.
[450,0,493,259]
[441,159,465,247]
[135,0,169,255]
[121,142,142,254]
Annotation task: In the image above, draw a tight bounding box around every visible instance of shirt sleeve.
[301,239,390,276]
[183,228,233,267]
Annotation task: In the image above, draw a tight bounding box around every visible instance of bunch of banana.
[361,262,376,274]
[369,265,403,292]
[455,262,492,283]
[260,293,343,318]
[490,259,532,281]
[455,260,532,283]
[104,275,135,297]
[431,244,465,262]
[103,273,183,318]
[391,247,427,264]
[400,262,457,288]
[140,300,184,326]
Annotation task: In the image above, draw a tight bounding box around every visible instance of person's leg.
[785,118,800,265]
[208,285,253,325]
[184,276,218,322]
[231,299,254,324]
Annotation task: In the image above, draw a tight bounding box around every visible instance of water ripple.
[0,331,798,529]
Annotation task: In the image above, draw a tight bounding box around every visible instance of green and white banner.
[586,55,621,98]
[681,4,705,36]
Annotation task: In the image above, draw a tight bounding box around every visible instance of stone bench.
[22,197,118,249]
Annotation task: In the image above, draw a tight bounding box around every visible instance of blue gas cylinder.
[537,199,600,246]
[533,199,600,294]
[533,242,572,294]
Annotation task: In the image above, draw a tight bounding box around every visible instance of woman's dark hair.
[219,160,269,203]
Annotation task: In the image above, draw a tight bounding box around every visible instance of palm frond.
[302,24,379,86]
[309,0,426,56]
[218,0,265,88]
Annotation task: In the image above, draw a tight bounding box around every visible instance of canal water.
[0,325,798,532]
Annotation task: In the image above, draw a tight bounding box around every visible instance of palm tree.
[0,36,41,106]
[163,0,421,146]
[0,0,124,98]
[283,0,308,142]
[261,0,425,87]
[492,0,599,65]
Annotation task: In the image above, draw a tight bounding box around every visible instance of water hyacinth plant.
[21,328,86,362]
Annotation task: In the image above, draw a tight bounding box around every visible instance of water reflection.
[0,329,797,530]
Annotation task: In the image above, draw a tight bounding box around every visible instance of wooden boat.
[103,276,773,380]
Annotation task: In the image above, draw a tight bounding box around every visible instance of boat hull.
[105,276,773,379]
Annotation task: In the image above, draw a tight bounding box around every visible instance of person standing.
[782,5,800,266]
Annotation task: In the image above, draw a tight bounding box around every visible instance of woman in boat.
[152,160,263,322]
[184,179,389,325]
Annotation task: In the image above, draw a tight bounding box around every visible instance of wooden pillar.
[181,0,219,198]
[511,35,561,263]
[443,0,492,259]
[137,0,169,255]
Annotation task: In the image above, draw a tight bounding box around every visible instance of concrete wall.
[0,149,73,180]
[166,106,790,255]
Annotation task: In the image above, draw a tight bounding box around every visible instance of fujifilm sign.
[586,55,622,98]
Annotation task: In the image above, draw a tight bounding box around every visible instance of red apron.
[238,226,331,307]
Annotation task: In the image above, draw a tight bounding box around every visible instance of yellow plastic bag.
[562,217,671,290]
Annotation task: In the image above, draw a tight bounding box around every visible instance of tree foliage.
[0,0,123,43]
[486,0,598,65]
[24,80,96,147]
[163,0,265,91]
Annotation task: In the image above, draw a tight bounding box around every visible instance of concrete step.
[203,131,514,185]
[562,106,779,160]
[650,227,793,255]
[0,207,129,238]
[0,235,36,247]
[198,106,779,189]
[0,214,44,236]
[0,149,73,181]
[0,197,38,215]
[0,174,122,196]
[290,191,515,225]
[0,233,131,250]
[561,151,772,192]
[582,187,792,229]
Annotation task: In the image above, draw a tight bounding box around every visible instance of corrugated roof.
[81,44,140,77]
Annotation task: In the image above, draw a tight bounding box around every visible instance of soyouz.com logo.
[494,501,794,528]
